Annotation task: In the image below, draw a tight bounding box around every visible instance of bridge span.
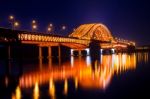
[0,23,135,62]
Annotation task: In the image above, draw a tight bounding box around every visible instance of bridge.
[0,23,135,61]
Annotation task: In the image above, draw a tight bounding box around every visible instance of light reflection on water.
[137,52,149,63]
[49,78,55,99]
[12,86,21,99]
[12,52,149,98]
[33,82,39,99]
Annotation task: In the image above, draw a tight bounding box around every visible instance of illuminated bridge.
[0,23,135,59]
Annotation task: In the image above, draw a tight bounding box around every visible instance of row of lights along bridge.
[6,15,67,34]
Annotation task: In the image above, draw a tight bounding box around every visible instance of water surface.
[0,52,150,99]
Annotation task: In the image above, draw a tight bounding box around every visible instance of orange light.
[19,53,137,90]
[49,79,55,99]
[49,23,53,27]
[14,21,19,27]
[63,79,68,95]
[9,15,14,20]
[48,27,52,32]
[33,82,39,99]
[32,25,37,29]
[32,20,36,24]
[12,86,21,99]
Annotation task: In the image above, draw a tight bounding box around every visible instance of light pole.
[32,20,37,31]
[61,25,67,35]
[47,27,52,33]
[13,21,19,30]
[47,23,53,34]
[62,25,66,30]
[9,15,15,29]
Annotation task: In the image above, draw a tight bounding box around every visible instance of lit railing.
[18,33,90,45]
[114,37,135,46]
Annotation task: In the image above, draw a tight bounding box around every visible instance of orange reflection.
[74,77,78,90]
[33,82,39,99]
[12,86,21,99]
[137,52,149,63]
[19,53,137,90]
[63,79,68,95]
[112,53,136,74]
[49,78,55,99]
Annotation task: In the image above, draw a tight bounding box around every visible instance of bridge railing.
[18,33,90,45]
[114,37,135,46]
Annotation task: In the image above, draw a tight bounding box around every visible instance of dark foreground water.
[0,52,150,99]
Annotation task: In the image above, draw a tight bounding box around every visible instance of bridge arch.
[69,23,115,42]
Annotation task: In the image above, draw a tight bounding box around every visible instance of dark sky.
[0,0,150,46]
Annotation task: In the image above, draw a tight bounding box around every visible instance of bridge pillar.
[39,46,43,68]
[6,45,12,74]
[89,40,100,71]
[58,45,61,66]
[58,45,61,58]
[78,50,82,56]
[48,46,52,58]
[7,45,12,62]
[48,46,52,67]
[39,46,42,58]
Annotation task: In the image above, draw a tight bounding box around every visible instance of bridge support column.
[58,45,61,66]
[58,45,61,58]
[8,45,11,60]
[39,46,43,68]
[48,46,52,67]
[89,40,100,71]
[78,50,82,56]
[48,46,52,58]
[7,45,12,74]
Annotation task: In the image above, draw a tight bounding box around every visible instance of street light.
[47,27,52,32]
[9,15,14,20]
[47,23,53,34]
[32,24,37,30]
[32,20,37,31]
[60,25,67,35]
[49,23,53,27]
[32,20,36,24]
[8,15,15,29]
[14,21,19,29]
[62,25,66,30]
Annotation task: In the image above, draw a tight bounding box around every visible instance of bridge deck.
[0,27,135,49]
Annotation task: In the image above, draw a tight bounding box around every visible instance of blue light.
[70,49,74,56]
[100,49,103,54]
[85,48,90,56]
[111,48,115,53]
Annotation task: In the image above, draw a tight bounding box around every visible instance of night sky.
[0,0,150,46]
